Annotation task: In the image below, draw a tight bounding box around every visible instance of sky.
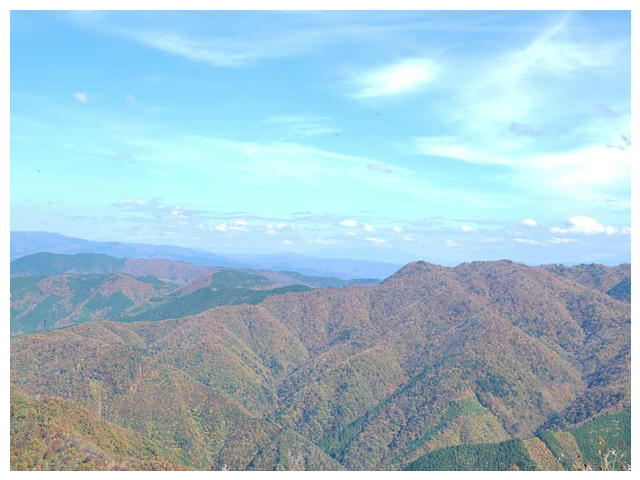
[10,10,631,265]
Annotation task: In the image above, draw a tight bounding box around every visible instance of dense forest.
[10,254,631,470]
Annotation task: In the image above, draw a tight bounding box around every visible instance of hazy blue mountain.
[10,231,243,267]
[243,269,379,288]
[230,252,402,279]
[11,231,401,279]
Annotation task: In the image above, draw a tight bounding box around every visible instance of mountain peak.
[391,260,444,276]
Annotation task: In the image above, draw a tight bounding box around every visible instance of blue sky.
[10,10,631,265]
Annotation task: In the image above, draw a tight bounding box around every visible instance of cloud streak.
[72,92,89,104]
[350,58,440,98]
[264,115,341,137]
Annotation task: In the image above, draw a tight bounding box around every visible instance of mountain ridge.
[11,231,402,279]
[11,255,630,470]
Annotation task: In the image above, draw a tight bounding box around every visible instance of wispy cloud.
[514,238,546,246]
[72,12,441,69]
[125,94,140,105]
[366,236,386,244]
[350,58,440,98]
[509,122,549,137]
[414,139,630,200]
[64,11,508,70]
[410,16,630,204]
[264,115,341,137]
[512,237,579,246]
[549,237,578,244]
[112,198,206,224]
[367,162,392,173]
[72,92,89,104]
[118,30,283,67]
[121,133,452,202]
[306,237,342,246]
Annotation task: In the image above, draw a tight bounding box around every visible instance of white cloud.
[403,236,416,241]
[481,237,503,243]
[339,219,358,227]
[445,239,462,247]
[170,206,186,217]
[522,218,538,227]
[352,58,440,98]
[215,219,249,232]
[460,225,476,232]
[550,216,617,235]
[73,92,89,104]
[114,198,157,208]
[514,238,546,245]
[549,237,578,244]
[366,237,387,244]
[307,238,342,245]
[513,236,579,246]
[283,240,293,245]
[363,224,375,232]
[265,222,292,235]
[392,226,404,233]
[532,146,630,191]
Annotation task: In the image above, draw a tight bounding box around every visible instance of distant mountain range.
[10,231,403,279]
[10,253,630,470]
[10,252,380,335]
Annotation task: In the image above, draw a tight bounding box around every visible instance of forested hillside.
[10,258,631,470]
[10,253,382,335]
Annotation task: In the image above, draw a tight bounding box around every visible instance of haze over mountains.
[11,231,403,279]
[10,250,631,470]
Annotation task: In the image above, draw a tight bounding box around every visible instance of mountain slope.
[11,390,184,470]
[10,321,342,470]
[542,263,631,301]
[405,407,630,471]
[10,273,175,334]
[10,262,314,334]
[10,259,630,470]
[11,252,215,284]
